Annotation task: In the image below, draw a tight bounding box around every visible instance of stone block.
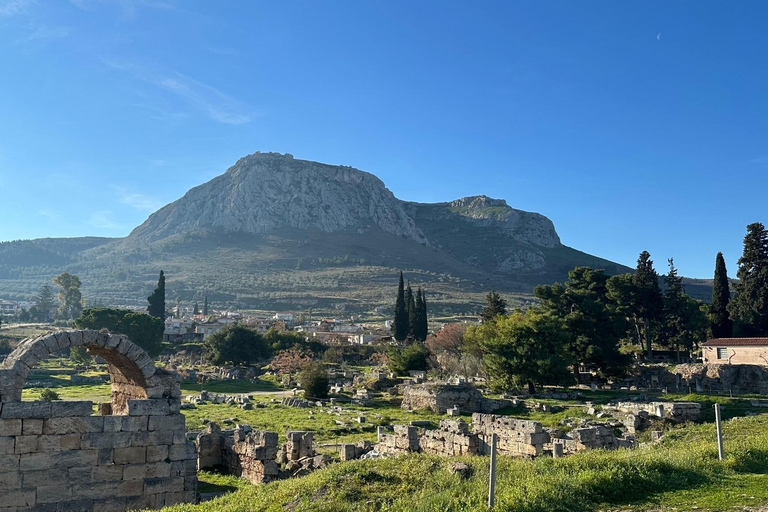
[1,401,52,419]
[147,461,172,478]
[22,418,43,435]
[37,484,73,504]
[123,463,147,480]
[113,446,146,465]
[97,448,113,465]
[0,436,14,455]
[19,449,98,471]
[127,399,172,416]
[169,442,197,461]
[130,429,174,447]
[0,418,22,436]
[1,488,35,508]
[51,401,94,417]
[68,465,123,484]
[14,435,38,454]
[121,415,149,432]
[38,434,68,452]
[81,431,131,449]
[0,471,21,491]
[146,444,169,463]
[102,415,122,433]
[43,416,104,435]
[144,476,184,495]
[0,454,20,473]
[148,414,185,432]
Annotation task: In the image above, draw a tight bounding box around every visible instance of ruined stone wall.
[419,420,478,456]
[611,401,701,422]
[550,425,634,454]
[0,398,197,511]
[675,364,768,394]
[401,384,513,414]
[471,413,547,458]
[0,330,197,512]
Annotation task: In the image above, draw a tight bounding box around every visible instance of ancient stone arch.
[0,329,170,414]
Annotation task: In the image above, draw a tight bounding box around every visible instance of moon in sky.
[657,33,662,40]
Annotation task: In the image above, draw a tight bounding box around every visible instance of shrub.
[40,388,60,401]
[388,343,429,376]
[299,362,329,400]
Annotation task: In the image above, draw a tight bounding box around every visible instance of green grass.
[162,414,768,512]
[180,376,284,395]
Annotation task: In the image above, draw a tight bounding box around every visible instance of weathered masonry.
[0,330,197,512]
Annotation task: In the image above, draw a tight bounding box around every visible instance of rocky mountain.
[1,151,688,314]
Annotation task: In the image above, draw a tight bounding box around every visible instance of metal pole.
[488,433,497,509]
[714,403,724,460]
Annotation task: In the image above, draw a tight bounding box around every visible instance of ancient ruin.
[401,383,512,414]
[0,330,197,512]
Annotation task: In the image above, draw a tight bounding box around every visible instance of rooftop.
[702,338,768,347]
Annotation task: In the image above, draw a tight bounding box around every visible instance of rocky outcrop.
[127,152,428,245]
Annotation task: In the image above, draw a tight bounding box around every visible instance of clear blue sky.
[1,1,766,279]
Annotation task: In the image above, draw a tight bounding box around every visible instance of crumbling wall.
[401,384,513,414]
[471,413,548,458]
[196,423,279,484]
[610,401,701,422]
[419,419,478,456]
[550,425,634,454]
[0,330,197,512]
[675,364,768,395]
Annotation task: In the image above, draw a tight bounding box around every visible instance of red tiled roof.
[702,338,768,347]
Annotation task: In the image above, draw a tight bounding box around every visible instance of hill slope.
[0,152,654,314]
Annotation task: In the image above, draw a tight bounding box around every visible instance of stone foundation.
[401,384,513,414]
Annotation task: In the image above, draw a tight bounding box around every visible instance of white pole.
[488,433,498,509]
[714,403,724,461]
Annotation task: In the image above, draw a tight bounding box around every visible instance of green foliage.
[204,324,268,366]
[39,388,60,401]
[467,309,574,393]
[69,346,92,364]
[298,362,330,399]
[388,343,429,376]
[406,283,416,339]
[662,259,708,359]
[74,308,164,356]
[147,270,166,319]
[393,272,409,342]
[0,339,11,355]
[263,327,323,355]
[534,266,631,378]
[53,272,83,320]
[479,290,507,322]
[710,252,733,338]
[729,222,768,336]
[413,288,428,342]
[35,284,55,322]
[633,251,664,359]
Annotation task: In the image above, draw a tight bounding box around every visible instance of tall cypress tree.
[729,223,768,336]
[406,283,416,338]
[634,251,663,360]
[710,252,733,338]
[147,270,166,319]
[203,294,208,316]
[414,288,428,341]
[393,272,409,341]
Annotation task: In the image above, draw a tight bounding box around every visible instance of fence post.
[488,433,498,509]
[714,403,724,461]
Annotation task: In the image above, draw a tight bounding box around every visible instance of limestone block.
[169,442,197,461]
[0,436,14,455]
[0,454,20,473]
[123,463,148,480]
[102,416,122,433]
[144,476,185,495]
[14,435,38,454]
[43,416,104,435]
[1,488,35,508]
[51,401,94,417]
[147,461,172,479]
[37,484,74,504]
[0,419,22,436]
[146,445,169,463]
[130,430,174,447]
[22,418,43,435]
[68,465,124,484]
[0,471,21,491]
[127,399,172,416]
[81,431,131,449]
[148,414,185,432]
[113,446,146,465]
[20,449,99,471]
[1,401,52,419]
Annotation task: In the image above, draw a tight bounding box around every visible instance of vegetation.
[53,271,83,320]
[729,222,768,336]
[298,362,330,399]
[662,259,708,361]
[710,252,733,338]
[73,308,164,356]
[204,324,268,366]
[426,323,482,379]
[393,272,408,342]
[148,270,166,319]
[39,388,61,401]
[479,290,507,323]
[388,343,430,376]
[163,414,768,512]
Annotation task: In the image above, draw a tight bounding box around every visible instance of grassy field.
[167,414,768,512]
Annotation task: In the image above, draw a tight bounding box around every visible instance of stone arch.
[0,329,164,414]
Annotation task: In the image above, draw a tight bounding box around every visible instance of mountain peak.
[450,195,509,209]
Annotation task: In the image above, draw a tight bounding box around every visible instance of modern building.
[701,338,768,366]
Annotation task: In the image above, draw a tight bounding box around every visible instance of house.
[701,338,768,366]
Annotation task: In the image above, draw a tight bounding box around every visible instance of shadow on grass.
[180,378,283,394]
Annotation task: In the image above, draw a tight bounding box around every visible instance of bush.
[74,308,164,356]
[39,388,60,401]
[298,362,329,399]
[388,343,430,376]
[204,325,268,366]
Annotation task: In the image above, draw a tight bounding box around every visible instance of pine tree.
[729,223,768,336]
[147,270,166,319]
[634,251,663,360]
[480,291,507,323]
[53,272,83,320]
[393,272,409,341]
[406,283,417,338]
[35,284,55,323]
[710,252,733,338]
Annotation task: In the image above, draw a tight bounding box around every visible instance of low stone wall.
[471,413,547,458]
[551,425,634,454]
[610,401,701,422]
[419,419,478,456]
[0,398,197,511]
[196,423,279,484]
[401,384,513,414]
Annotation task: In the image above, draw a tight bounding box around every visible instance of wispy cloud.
[13,25,72,45]
[89,210,123,229]
[119,191,164,212]
[69,0,172,19]
[0,0,35,18]
[101,58,252,125]
[37,209,61,221]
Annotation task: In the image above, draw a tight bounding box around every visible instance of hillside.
[0,151,699,315]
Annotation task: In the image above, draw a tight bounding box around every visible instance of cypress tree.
[415,288,428,341]
[634,251,663,360]
[406,283,416,338]
[729,223,768,336]
[203,294,208,316]
[393,272,409,341]
[147,270,166,319]
[710,252,733,338]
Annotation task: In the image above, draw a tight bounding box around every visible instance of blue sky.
[0,1,766,279]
